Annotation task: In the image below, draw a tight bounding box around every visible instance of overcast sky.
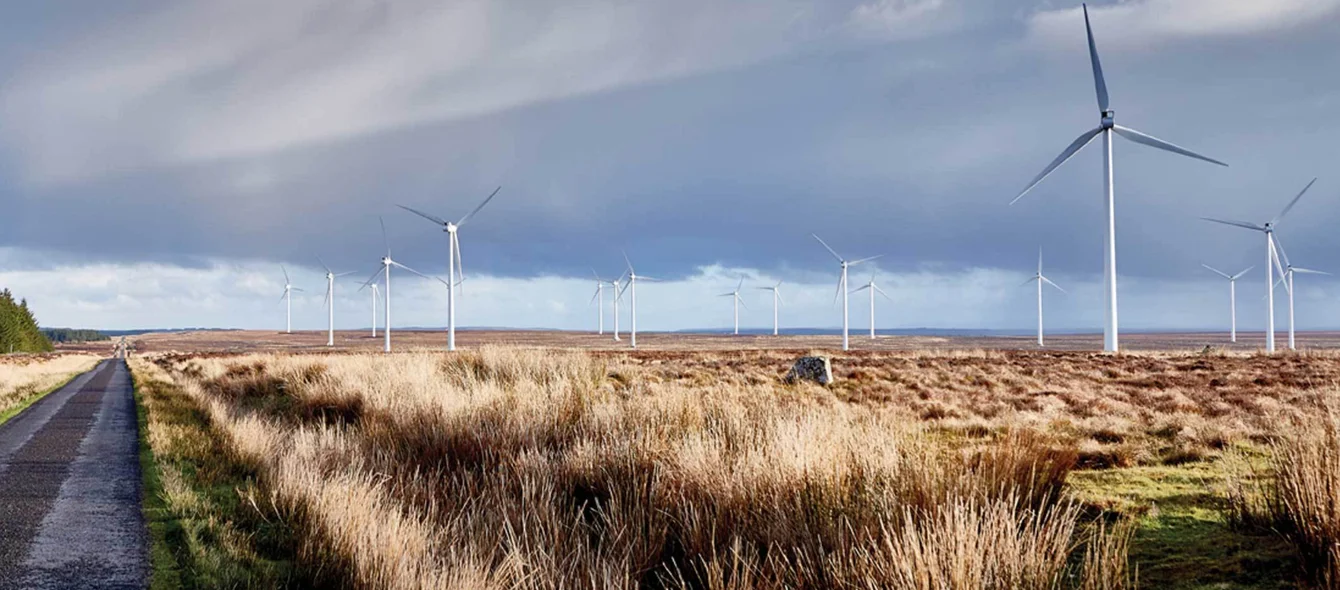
[2,0,1339,332]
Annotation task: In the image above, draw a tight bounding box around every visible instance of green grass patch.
[0,370,85,426]
[1070,461,1299,589]
[131,363,313,589]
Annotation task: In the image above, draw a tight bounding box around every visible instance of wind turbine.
[813,234,881,351]
[278,266,303,334]
[367,283,379,338]
[360,217,440,353]
[398,186,502,351]
[851,274,892,340]
[610,274,624,342]
[718,278,748,335]
[1270,234,1329,350]
[590,270,610,335]
[1011,3,1227,353]
[1023,250,1066,347]
[318,257,357,347]
[617,253,657,349]
[1201,264,1253,343]
[1201,178,1317,352]
[757,281,783,336]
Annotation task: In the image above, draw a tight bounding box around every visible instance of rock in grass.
[785,356,833,385]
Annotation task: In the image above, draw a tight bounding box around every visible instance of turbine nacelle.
[1100,109,1115,129]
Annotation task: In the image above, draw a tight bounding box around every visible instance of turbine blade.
[1201,217,1265,232]
[590,288,601,305]
[1042,276,1067,294]
[282,265,290,284]
[1272,177,1318,225]
[1037,247,1043,275]
[1201,264,1232,280]
[1272,233,1292,269]
[279,291,288,303]
[1082,3,1110,113]
[1112,125,1227,167]
[292,287,305,292]
[323,285,331,308]
[719,293,735,297]
[776,290,784,305]
[736,277,744,292]
[812,234,843,263]
[457,186,502,227]
[738,296,749,310]
[875,285,893,301]
[833,275,843,306]
[1270,240,1288,287]
[1230,266,1255,281]
[853,285,871,293]
[317,255,332,274]
[1011,127,1103,205]
[1293,267,1330,275]
[623,251,634,273]
[397,204,448,226]
[380,216,391,256]
[360,268,384,289]
[1020,276,1038,288]
[849,254,883,266]
[336,271,357,277]
[453,232,465,286]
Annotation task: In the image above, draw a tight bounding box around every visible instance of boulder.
[785,356,833,385]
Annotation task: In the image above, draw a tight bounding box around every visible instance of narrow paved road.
[0,359,147,589]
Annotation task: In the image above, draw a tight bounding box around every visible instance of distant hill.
[0,289,53,353]
[42,328,111,344]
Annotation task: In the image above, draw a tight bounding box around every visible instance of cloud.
[847,0,952,39]
[1027,0,1340,50]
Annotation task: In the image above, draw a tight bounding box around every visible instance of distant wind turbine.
[1201,264,1253,343]
[367,283,379,338]
[1011,3,1227,353]
[618,253,658,349]
[318,257,357,347]
[718,278,748,335]
[1270,234,1329,351]
[757,281,783,336]
[1023,250,1066,347]
[399,186,502,351]
[590,270,608,335]
[813,234,881,351]
[360,217,441,353]
[851,273,892,340]
[610,275,624,342]
[278,266,303,334]
[1202,178,1317,352]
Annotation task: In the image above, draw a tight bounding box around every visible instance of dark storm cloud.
[2,0,1339,286]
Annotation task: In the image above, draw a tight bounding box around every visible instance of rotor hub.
[1100,109,1115,129]
[446,224,458,233]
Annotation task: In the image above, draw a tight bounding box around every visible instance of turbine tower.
[318,257,356,347]
[1011,3,1227,353]
[812,234,881,351]
[1201,264,1253,343]
[718,278,747,335]
[368,283,379,338]
[851,274,892,340]
[757,281,783,336]
[1023,250,1066,347]
[278,266,303,334]
[399,186,502,351]
[360,217,439,353]
[610,275,624,342]
[1201,178,1317,352]
[1270,235,1329,351]
[617,253,657,349]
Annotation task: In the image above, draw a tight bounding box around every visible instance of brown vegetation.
[0,353,101,419]
[137,348,1144,589]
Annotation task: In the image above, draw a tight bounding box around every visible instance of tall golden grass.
[0,353,101,417]
[1227,400,1340,587]
[142,347,1133,589]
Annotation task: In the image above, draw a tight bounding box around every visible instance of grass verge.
[0,369,87,426]
[131,359,312,589]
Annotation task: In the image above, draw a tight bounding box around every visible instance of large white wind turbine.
[1011,4,1227,353]
[360,218,440,353]
[399,186,502,352]
[851,274,892,340]
[718,278,748,335]
[757,281,783,336]
[1201,264,1253,343]
[1201,178,1317,352]
[618,253,658,349]
[1023,250,1066,347]
[1270,234,1329,351]
[278,266,303,334]
[813,234,881,352]
[318,257,357,347]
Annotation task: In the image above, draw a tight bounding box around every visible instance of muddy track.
[0,359,147,589]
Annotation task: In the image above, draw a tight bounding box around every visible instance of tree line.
[42,328,110,344]
[0,289,54,353]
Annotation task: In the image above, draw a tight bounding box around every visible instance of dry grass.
[140,347,1137,589]
[1227,403,1340,587]
[0,353,101,418]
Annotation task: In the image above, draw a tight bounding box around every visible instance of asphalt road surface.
[0,359,147,589]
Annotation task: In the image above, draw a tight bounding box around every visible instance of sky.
[1,0,1339,333]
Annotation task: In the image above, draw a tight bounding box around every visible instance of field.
[0,353,102,423]
[114,330,1340,588]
